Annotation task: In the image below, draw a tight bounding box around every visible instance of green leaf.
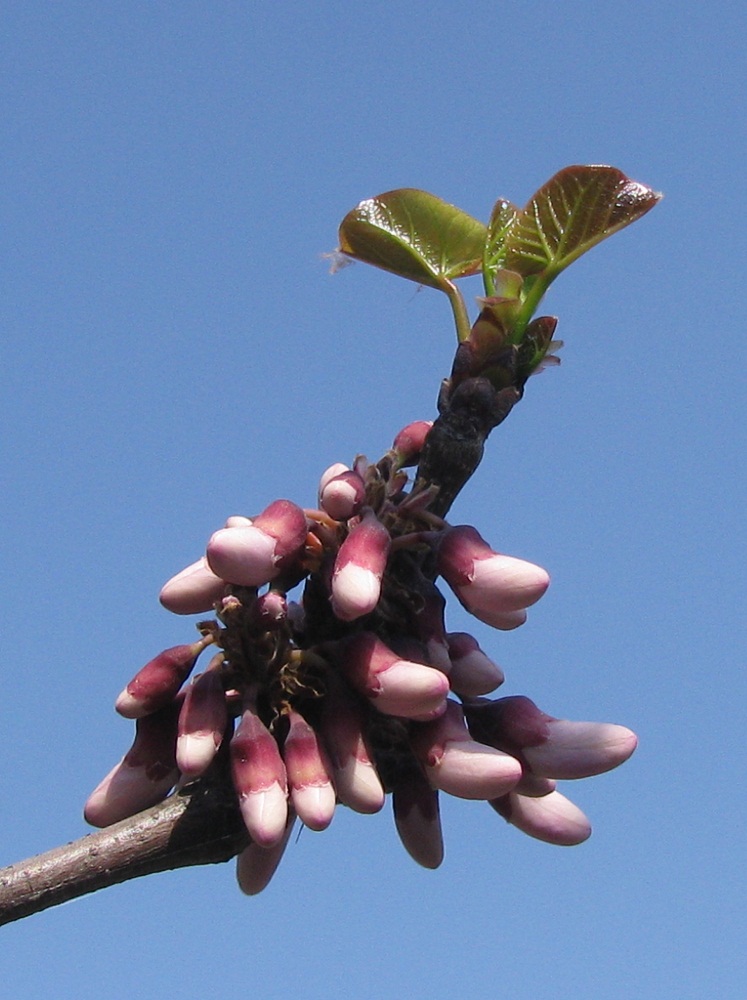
[338,189,487,290]
[483,198,519,274]
[503,165,661,281]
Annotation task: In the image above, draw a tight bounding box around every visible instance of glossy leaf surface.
[338,189,487,290]
[503,165,661,280]
[483,198,519,275]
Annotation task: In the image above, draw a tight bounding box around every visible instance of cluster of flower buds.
[85,417,637,895]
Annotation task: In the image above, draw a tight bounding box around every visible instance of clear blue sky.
[1,3,745,997]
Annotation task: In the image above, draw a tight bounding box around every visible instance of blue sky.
[1,2,745,997]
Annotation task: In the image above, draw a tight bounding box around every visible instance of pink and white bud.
[410,701,522,800]
[514,772,557,797]
[320,469,366,521]
[437,525,549,626]
[318,680,384,814]
[115,637,211,719]
[490,790,592,845]
[236,811,296,895]
[176,659,228,778]
[282,710,336,831]
[523,720,638,780]
[331,509,390,621]
[392,420,433,467]
[250,590,288,630]
[230,705,288,847]
[392,772,443,870]
[159,557,226,615]
[207,499,308,587]
[330,632,449,720]
[84,701,180,827]
[464,696,637,780]
[446,632,505,696]
[318,462,350,500]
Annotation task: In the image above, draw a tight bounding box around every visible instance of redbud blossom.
[437,525,549,627]
[176,661,228,779]
[318,680,384,814]
[392,771,444,870]
[331,508,390,621]
[464,696,638,780]
[330,632,449,720]
[159,557,226,615]
[412,585,452,674]
[84,701,180,827]
[318,462,349,499]
[392,420,433,467]
[230,705,288,848]
[207,499,308,587]
[319,468,366,521]
[410,700,522,800]
[283,710,336,831]
[115,637,211,719]
[446,632,505,696]
[490,789,592,846]
[236,812,296,896]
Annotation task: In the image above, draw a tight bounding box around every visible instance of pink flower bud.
[207,499,308,587]
[318,680,384,814]
[159,557,226,614]
[230,705,288,847]
[115,637,211,719]
[392,771,443,869]
[330,633,449,720]
[437,525,549,626]
[392,420,433,467]
[446,632,504,696]
[464,696,637,779]
[490,790,592,845]
[320,469,366,521]
[236,811,296,896]
[523,720,638,780]
[176,659,228,778]
[283,710,336,831]
[84,701,180,827]
[514,772,557,797]
[250,590,288,630]
[331,509,390,621]
[410,701,522,800]
[318,462,350,499]
[224,515,253,528]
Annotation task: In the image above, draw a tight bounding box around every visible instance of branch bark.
[0,773,247,927]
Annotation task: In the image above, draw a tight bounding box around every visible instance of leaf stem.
[444,280,472,343]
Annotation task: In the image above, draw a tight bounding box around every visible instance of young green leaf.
[338,189,487,290]
[483,198,519,292]
[503,165,661,281]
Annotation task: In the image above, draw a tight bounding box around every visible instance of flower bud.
[437,525,549,627]
[84,701,180,827]
[490,790,591,845]
[318,679,384,814]
[176,659,228,778]
[392,420,433,467]
[230,705,288,847]
[412,584,451,674]
[329,632,449,720]
[410,701,522,800]
[283,710,336,831]
[331,509,390,621]
[320,469,366,521]
[446,632,504,696]
[159,557,226,614]
[207,499,308,587]
[392,770,443,870]
[250,590,288,630]
[115,637,211,719]
[236,812,296,895]
[318,462,350,500]
[464,696,637,779]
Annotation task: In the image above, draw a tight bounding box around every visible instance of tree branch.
[0,774,247,926]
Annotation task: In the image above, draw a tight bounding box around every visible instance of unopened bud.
[207,499,308,587]
[490,789,591,846]
[230,704,288,847]
[331,509,390,621]
[115,637,211,719]
[392,420,433,467]
[159,557,226,615]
